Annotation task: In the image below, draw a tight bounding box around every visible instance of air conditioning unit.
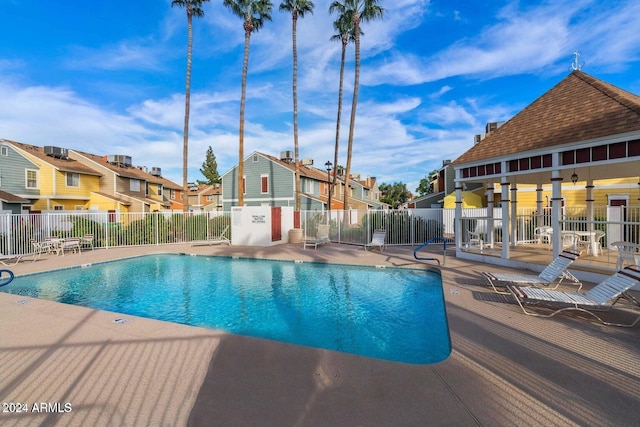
[474,134,486,144]
[150,167,162,176]
[44,146,69,159]
[107,154,132,167]
[280,151,293,162]
[137,166,148,173]
[302,158,313,166]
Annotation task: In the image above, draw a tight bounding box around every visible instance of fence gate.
[271,207,282,241]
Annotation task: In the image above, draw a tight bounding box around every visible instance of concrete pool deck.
[1,243,639,426]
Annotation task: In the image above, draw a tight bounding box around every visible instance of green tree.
[416,169,438,196]
[171,0,210,212]
[329,1,358,212]
[342,0,384,213]
[199,146,220,184]
[379,182,410,208]
[224,0,273,206]
[280,0,315,212]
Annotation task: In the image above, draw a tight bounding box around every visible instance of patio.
[1,243,639,426]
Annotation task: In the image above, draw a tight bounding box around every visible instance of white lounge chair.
[481,249,582,294]
[0,253,24,266]
[303,224,330,249]
[364,229,386,252]
[206,225,230,246]
[508,265,640,327]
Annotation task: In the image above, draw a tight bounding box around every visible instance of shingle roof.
[0,190,29,203]
[454,71,640,165]
[6,140,103,176]
[73,149,172,184]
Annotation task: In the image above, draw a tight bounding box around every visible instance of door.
[607,197,627,247]
[271,206,282,242]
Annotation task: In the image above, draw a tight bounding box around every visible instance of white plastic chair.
[610,241,640,270]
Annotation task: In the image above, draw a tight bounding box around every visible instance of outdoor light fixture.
[571,168,578,185]
[637,180,640,201]
[325,161,333,215]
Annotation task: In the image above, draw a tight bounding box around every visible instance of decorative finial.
[570,51,585,71]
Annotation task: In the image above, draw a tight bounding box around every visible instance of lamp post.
[325,161,333,223]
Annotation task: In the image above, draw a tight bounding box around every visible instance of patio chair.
[303,224,330,250]
[481,249,582,294]
[30,239,53,261]
[81,234,95,251]
[364,229,386,252]
[610,241,640,270]
[534,226,552,244]
[507,265,640,327]
[0,253,24,266]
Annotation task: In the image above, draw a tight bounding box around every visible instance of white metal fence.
[2,206,639,256]
[0,210,231,256]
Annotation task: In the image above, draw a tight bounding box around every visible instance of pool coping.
[1,243,639,426]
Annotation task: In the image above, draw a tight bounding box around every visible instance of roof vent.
[44,146,69,159]
[280,151,293,162]
[107,154,132,167]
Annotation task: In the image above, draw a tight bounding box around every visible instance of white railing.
[2,206,639,256]
[0,210,231,256]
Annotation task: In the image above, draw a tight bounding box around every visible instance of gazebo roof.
[454,70,640,166]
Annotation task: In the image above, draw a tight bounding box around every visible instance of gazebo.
[451,70,640,269]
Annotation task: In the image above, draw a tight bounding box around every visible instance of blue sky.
[1,0,639,193]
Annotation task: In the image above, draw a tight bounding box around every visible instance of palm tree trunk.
[332,36,347,212]
[344,15,361,221]
[182,13,193,213]
[238,26,252,207]
[292,12,301,212]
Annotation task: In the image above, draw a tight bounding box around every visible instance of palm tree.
[280,0,314,212]
[329,1,357,213]
[343,0,383,214]
[224,0,273,206]
[171,0,210,212]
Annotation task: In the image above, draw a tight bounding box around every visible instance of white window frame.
[170,189,176,200]
[66,172,80,187]
[130,179,141,192]
[0,146,8,156]
[261,174,269,194]
[26,169,39,189]
[53,205,64,211]
[158,184,163,197]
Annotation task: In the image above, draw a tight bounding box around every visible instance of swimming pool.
[5,254,451,364]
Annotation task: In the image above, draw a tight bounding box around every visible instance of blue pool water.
[5,254,450,364]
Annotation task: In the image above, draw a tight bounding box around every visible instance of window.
[66,172,80,187]
[53,205,64,211]
[145,182,149,196]
[253,154,259,162]
[26,169,38,189]
[170,189,176,200]
[305,179,315,193]
[0,146,7,156]
[130,179,140,192]
[261,175,269,193]
[158,184,163,197]
[242,176,246,195]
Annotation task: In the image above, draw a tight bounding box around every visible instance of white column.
[510,182,518,246]
[501,170,510,259]
[454,170,463,250]
[536,184,544,228]
[550,153,563,257]
[586,181,594,232]
[486,185,495,248]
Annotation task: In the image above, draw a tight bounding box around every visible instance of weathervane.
[570,51,585,71]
